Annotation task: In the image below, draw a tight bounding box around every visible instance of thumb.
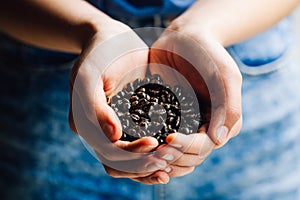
[206,75,242,147]
[71,63,122,143]
[203,43,243,147]
[95,101,123,142]
[115,137,159,153]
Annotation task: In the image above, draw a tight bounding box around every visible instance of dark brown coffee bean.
[131,100,139,107]
[130,113,140,121]
[130,95,139,102]
[109,74,205,145]
[150,74,162,83]
[175,116,180,127]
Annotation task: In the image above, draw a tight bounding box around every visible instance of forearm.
[171,0,300,46]
[0,0,113,53]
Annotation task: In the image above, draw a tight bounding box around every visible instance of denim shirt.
[93,0,293,74]
[88,0,194,17]
[1,0,293,75]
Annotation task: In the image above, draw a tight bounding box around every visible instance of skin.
[1,0,299,184]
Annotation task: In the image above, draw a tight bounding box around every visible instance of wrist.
[167,17,222,49]
[166,1,234,47]
[78,15,132,53]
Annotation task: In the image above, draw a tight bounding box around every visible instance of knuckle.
[227,104,242,123]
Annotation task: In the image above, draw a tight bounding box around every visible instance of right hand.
[68,19,170,184]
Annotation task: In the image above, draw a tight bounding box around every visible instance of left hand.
[147,18,243,178]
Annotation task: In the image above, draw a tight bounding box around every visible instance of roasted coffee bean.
[130,95,139,102]
[116,112,124,117]
[117,91,125,97]
[130,113,140,121]
[150,74,162,84]
[109,74,205,145]
[137,99,148,107]
[127,128,136,135]
[139,87,146,92]
[167,111,176,117]
[139,121,148,128]
[163,103,171,110]
[131,100,139,107]
[125,82,134,92]
[137,91,146,98]
[180,127,190,134]
[149,89,160,96]
[120,117,130,127]
[123,103,130,110]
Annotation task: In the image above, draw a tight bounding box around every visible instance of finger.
[155,145,208,167]
[71,101,155,163]
[132,171,170,185]
[71,90,118,152]
[154,145,183,164]
[170,153,207,167]
[165,133,215,156]
[215,115,242,149]
[115,136,159,153]
[103,165,155,179]
[166,165,195,178]
[97,137,158,161]
[72,62,123,142]
[203,44,242,146]
[96,151,169,174]
[72,95,162,168]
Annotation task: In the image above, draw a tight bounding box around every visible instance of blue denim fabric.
[87,0,194,18]
[230,18,292,67]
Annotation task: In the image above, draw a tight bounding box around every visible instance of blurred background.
[293,6,300,42]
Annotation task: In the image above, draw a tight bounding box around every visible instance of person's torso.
[0,0,294,75]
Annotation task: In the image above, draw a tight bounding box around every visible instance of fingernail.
[150,176,165,184]
[164,167,172,173]
[162,154,174,161]
[155,162,167,169]
[216,126,228,144]
[146,163,158,171]
[157,177,165,184]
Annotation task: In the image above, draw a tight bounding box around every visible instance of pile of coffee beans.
[109,74,205,145]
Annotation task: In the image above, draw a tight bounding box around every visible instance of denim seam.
[227,45,294,76]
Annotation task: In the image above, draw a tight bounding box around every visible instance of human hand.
[148,22,242,177]
[68,20,170,184]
